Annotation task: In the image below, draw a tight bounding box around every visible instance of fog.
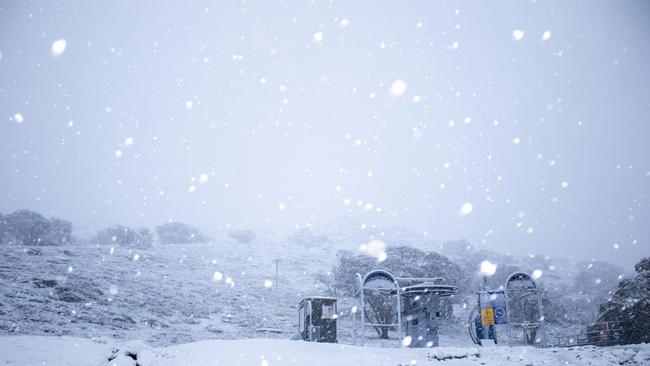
[1,1,649,267]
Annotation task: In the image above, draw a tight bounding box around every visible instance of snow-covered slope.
[0,240,335,345]
[1,336,649,366]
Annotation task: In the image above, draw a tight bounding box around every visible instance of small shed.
[298,296,337,343]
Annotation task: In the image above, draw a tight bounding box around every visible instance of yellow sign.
[481,307,495,326]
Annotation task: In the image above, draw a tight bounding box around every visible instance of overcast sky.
[1,1,649,267]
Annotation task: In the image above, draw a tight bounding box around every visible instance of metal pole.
[273,258,281,290]
[537,287,547,347]
[354,273,364,346]
[360,285,365,346]
[396,287,402,345]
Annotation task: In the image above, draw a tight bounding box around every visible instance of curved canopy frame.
[504,271,547,347]
[354,269,402,346]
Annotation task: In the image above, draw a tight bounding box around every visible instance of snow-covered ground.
[1,336,649,366]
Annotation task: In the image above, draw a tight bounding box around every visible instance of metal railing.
[550,321,633,348]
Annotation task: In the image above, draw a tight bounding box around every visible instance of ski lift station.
[298,269,549,349]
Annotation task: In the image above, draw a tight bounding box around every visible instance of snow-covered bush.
[332,246,467,295]
[0,210,72,246]
[138,228,153,245]
[331,250,378,295]
[44,218,73,246]
[314,271,336,296]
[593,257,650,344]
[156,222,208,244]
[95,226,153,248]
[228,229,256,244]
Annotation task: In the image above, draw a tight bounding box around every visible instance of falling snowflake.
[124,137,134,146]
[512,30,525,41]
[200,174,209,183]
[213,271,224,282]
[542,31,552,41]
[401,336,412,347]
[359,240,387,262]
[13,113,24,123]
[412,127,423,139]
[479,260,497,276]
[313,31,323,43]
[264,279,273,288]
[339,18,349,28]
[389,79,407,97]
[460,202,474,215]
[225,277,235,287]
[532,269,543,279]
[51,39,67,56]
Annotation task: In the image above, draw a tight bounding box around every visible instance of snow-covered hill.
[0,215,636,357]
[0,240,336,345]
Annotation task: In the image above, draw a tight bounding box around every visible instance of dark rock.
[33,279,58,288]
[26,248,42,256]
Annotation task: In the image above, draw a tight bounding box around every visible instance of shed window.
[321,303,336,319]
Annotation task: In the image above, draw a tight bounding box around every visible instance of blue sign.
[489,290,508,324]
